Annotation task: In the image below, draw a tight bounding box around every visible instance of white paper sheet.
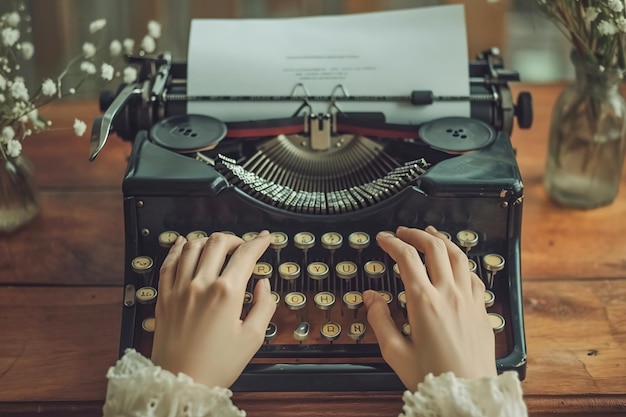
[187,5,469,125]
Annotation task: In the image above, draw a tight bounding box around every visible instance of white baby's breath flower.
[82,42,97,58]
[608,0,624,13]
[89,19,107,34]
[21,41,34,60]
[123,38,135,54]
[73,119,87,137]
[6,12,20,27]
[41,78,57,97]
[80,61,97,75]
[598,20,618,36]
[0,74,6,90]
[140,35,156,53]
[101,63,114,81]
[2,126,15,142]
[6,139,22,158]
[617,17,626,33]
[122,66,138,83]
[109,39,122,56]
[9,79,28,101]
[147,20,162,39]
[68,87,76,94]
[2,27,20,47]
[585,7,600,25]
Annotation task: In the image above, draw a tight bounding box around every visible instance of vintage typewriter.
[90,46,532,391]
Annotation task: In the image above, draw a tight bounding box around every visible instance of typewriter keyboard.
[127,228,512,363]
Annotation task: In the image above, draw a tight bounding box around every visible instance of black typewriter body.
[95,51,530,391]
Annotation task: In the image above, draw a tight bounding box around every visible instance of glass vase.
[0,154,41,233]
[544,52,626,209]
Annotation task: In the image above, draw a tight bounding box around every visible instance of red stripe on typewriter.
[225,119,305,138]
[336,123,420,139]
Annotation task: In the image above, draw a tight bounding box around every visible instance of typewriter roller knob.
[364,260,386,279]
[150,114,227,153]
[294,232,315,250]
[321,322,342,343]
[131,256,154,274]
[419,117,496,153]
[252,262,273,280]
[270,232,289,250]
[456,230,479,252]
[348,232,370,250]
[321,232,343,250]
[336,261,358,280]
[158,231,180,248]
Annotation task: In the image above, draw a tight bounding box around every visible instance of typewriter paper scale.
[121,5,527,391]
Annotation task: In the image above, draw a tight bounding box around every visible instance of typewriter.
[90,42,532,390]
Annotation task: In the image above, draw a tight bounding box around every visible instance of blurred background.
[4,0,572,98]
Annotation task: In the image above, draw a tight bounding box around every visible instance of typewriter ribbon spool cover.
[96,5,530,391]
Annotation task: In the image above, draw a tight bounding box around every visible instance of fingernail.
[397,225,408,231]
[174,235,185,245]
[258,230,270,237]
[425,225,438,234]
[377,231,395,240]
[362,289,373,306]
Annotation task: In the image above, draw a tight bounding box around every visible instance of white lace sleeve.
[400,371,527,417]
[102,349,245,417]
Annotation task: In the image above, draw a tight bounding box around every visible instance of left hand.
[150,230,276,388]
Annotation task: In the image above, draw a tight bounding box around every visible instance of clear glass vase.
[0,154,41,233]
[544,52,626,209]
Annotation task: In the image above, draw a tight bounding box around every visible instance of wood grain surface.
[1,84,626,416]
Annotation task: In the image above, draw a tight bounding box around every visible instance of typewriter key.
[348,232,370,250]
[342,291,363,310]
[307,262,329,281]
[393,263,402,279]
[321,322,342,342]
[252,262,273,279]
[186,230,207,240]
[314,292,336,310]
[483,254,505,289]
[378,291,393,304]
[294,232,315,250]
[397,291,407,309]
[321,232,343,250]
[142,317,156,333]
[484,290,495,308]
[468,258,478,273]
[456,230,479,252]
[285,292,307,310]
[336,261,358,280]
[131,256,154,274]
[158,231,180,248]
[364,260,386,279]
[401,322,411,337]
[135,286,157,304]
[271,291,281,304]
[488,312,505,333]
[278,262,301,281]
[242,231,259,242]
[265,322,278,343]
[269,232,288,250]
[293,322,310,342]
[348,322,367,343]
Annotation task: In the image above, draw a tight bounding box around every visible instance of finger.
[194,232,245,286]
[363,290,412,371]
[242,279,277,349]
[221,230,271,290]
[376,231,431,292]
[470,272,486,305]
[174,237,208,289]
[424,225,472,292]
[396,226,454,289]
[158,235,186,292]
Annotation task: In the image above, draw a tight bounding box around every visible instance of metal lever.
[89,84,143,161]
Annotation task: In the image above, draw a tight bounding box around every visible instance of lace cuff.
[400,371,527,417]
[103,349,245,417]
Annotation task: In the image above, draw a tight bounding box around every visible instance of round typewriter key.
[397,291,407,309]
[438,231,452,240]
[294,232,315,250]
[307,262,329,280]
[348,232,370,250]
[488,312,505,333]
[293,322,310,342]
[321,232,343,250]
[252,262,273,279]
[265,322,278,342]
[278,262,301,281]
[158,231,180,248]
[378,290,393,304]
[364,260,386,279]
[242,231,259,242]
[483,254,505,272]
[150,114,227,153]
[186,230,207,240]
[348,322,367,342]
[135,286,157,304]
[336,261,358,280]
[393,263,402,279]
[484,290,495,308]
[243,292,253,305]
[468,258,477,273]
[343,291,363,310]
[321,322,342,342]
[270,232,288,250]
[456,230,479,250]
[142,317,156,333]
[131,256,153,274]
[271,291,281,305]
[314,291,336,310]
[419,117,496,153]
[401,322,411,336]
[285,292,306,310]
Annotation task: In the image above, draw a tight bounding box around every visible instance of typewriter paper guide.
[188,5,469,125]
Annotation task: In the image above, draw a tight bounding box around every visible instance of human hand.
[363,225,496,390]
[150,230,276,388]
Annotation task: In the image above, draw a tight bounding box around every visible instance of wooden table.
[1,84,625,416]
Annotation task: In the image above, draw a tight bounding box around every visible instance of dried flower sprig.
[0,1,161,160]
[534,0,626,73]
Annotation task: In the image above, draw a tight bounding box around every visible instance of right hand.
[363,225,496,390]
